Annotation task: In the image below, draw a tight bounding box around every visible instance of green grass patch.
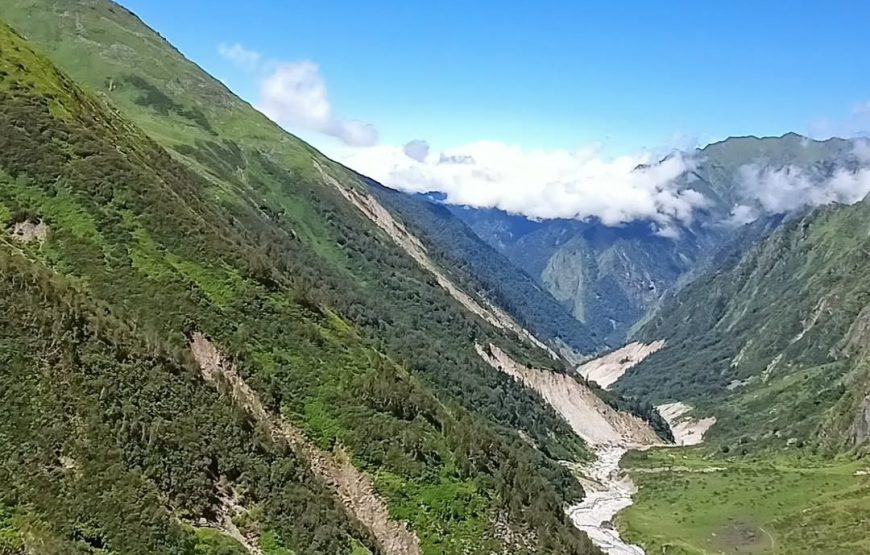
[193,527,249,555]
[617,447,870,555]
[375,470,495,554]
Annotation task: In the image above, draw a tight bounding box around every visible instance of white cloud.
[736,164,870,217]
[219,45,377,147]
[403,139,430,162]
[853,100,870,117]
[218,43,262,70]
[727,204,760,226]
[337,141,705,232]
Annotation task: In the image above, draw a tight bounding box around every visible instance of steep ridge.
[617,195,870,452]
[368,180,600,355]
[0,17,599,553]
[315,162,558,358]
[0,0,587,462]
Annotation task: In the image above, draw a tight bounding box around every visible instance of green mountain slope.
[365,180,599,355]
[0,13,600,555]
[616,195,870,453]
[4,0,608,359]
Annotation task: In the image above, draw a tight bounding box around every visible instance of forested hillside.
[617,195,870,453]
[0,13,602,554]
[366,179,599,355]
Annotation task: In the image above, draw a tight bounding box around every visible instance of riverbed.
[566,445,645,555]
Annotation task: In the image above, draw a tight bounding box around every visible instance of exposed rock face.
[656,402,716,446]
[577,341,666,390]
[9,219,48,243]
[853,395,870,446]
[476,343,660,447]
[190,332,422,555]
[542,245,589,322]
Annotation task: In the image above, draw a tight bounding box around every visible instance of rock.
[852,395,870,446]
[9,219,48,243]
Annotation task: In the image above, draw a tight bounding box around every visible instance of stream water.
[566,446,645,555]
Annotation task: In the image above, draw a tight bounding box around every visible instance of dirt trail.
[476,343,660,447]
[577,341,665,390]
[315,162,558,358]
[190,332,422,555]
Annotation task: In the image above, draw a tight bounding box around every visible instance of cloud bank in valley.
[219,43,378,146]
[340,141,705,235]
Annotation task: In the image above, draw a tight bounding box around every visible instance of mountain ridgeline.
[617,194,870,453]
[441,134,864,348]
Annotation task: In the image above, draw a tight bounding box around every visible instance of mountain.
[604,158,870,555]
[0,4,621,553]
[441,133,863,347]
[364,178,600,355]
[616,193,870,453]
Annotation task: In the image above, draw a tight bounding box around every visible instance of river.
[566,445,645,555]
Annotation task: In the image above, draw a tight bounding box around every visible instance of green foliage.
[193,529,248,555]
[0,252,365,555]
[367,180,599,353]
[618,199,870,450]
[0,12,598,554]
[618,447,870,555]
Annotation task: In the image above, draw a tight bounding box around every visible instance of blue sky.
[117,1,870,230]
[121,0,870,154]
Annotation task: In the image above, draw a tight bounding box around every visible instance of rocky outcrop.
[852,395,870,446]
[190,332,422,555]
[8,219,48,243]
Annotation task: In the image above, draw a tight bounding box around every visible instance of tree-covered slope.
[366,180,599,355]
[0,251,369,555]
[0,15,600,554]
[616,196,870,454]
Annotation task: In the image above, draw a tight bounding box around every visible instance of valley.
[0,1,868,554]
